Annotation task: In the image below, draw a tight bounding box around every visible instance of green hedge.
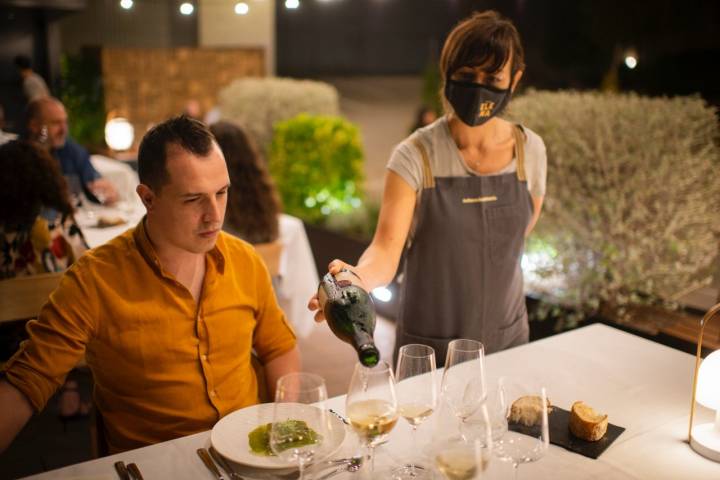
[507,90,720,325]
[269,114,365,226]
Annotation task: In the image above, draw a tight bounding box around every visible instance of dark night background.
[1,0,719,127]
[1,0,719,98]
[276,0,720,105]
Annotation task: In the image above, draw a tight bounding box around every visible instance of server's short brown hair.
[440,10,525,87]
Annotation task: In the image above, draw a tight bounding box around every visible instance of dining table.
[20,323,720,479]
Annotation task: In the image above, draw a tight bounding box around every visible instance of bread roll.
[509,395,552,427]
[569,401,608,441]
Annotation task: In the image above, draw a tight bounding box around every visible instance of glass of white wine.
[269,373,332,480]
[441,339,487,425]
[392,344,437,480]
[432,435,488,480]
[346,360,399,475]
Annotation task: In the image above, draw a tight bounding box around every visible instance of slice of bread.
[569,401,608,441]
[509,395,552,427]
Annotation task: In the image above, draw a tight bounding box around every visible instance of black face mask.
[445,78,512,127]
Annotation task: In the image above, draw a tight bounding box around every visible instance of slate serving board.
[509,407,625,459]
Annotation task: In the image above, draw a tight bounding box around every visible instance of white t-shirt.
[387,116,547,198]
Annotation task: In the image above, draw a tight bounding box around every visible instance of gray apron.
[395,125,533,365]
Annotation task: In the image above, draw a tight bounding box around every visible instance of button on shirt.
[2,220,297,453]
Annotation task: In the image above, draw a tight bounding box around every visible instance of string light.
[235,2,249,15]
[179,2,194,15]
[119,0,133,10]
[285,0,300,9]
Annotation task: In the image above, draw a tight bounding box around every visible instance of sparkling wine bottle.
[317,269,380,367]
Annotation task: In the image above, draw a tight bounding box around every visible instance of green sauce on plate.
[248,420,320,456]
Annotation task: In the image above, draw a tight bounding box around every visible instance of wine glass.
[441,339,487,425]
[346,360,399,475]
[460,384,508,453]
[492,377,550,479]
[430,434,489,480]
[392,344,437,480]
[270,373,332,480]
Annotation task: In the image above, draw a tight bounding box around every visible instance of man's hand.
[88,178,119,205]
[0,380,34,454]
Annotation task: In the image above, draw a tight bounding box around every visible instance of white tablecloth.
[22,324,720,479]
[90,155,139,204]
[276,214,319,339]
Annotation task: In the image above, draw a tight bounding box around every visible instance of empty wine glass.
[346,361,399,475]
[461,380,508,445]
[492,377,550,479]
[441,339,487,425]
[392,344,437,480]
[270,373,332,480]
[431,434,489,480]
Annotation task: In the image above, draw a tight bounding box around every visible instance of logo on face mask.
[445,77,512,127]
[478,101,495,118]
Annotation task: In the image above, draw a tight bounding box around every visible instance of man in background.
[14,55,50,103]
[25,96,118,205]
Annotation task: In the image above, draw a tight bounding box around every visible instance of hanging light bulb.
[235,2,249,14]
[179,2,194,15]
[285,0,300,9]
[119,0,133,10]
[105,118,135,151]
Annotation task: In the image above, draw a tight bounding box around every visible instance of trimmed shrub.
[269,114,365,225]
[508,90,720,325]
[217,77,339,155]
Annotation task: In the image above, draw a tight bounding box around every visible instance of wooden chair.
[0,272,63,325]
[254,240,283,278]
[0,272,89,369]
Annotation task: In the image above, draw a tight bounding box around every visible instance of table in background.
[22,324,720,479]
[276,214,318,338]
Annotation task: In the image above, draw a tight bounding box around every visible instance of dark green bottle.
[317,269,380,367]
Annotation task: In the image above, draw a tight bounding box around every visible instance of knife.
[197,448,226,480]
[209,446,245,480]
[114,461,130,480]
[127,463,145,480]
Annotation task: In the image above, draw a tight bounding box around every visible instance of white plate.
[210,403,347,469]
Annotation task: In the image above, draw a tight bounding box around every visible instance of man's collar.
[132,218,225,276]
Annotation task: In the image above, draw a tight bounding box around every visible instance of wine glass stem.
[368,444,376,473]
[410,425,418,467]
[297,459,306,480]
[513,462,520,480]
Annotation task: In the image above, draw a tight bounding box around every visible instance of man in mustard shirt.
[0,116,300,453]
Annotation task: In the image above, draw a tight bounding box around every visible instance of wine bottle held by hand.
[317,269,380,367]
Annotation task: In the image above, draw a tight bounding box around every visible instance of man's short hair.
[14,55,32,70]
[138,115,216,191]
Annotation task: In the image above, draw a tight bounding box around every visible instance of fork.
[314,457,363,480]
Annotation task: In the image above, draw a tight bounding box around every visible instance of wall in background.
[58,0,196,53]
[102,47,264,143]
[198,0,275,75]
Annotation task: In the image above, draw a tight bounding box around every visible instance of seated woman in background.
[0,140,90,418]
[212,121,320,338]
[0,140,88,278]
[210,121,281,244]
